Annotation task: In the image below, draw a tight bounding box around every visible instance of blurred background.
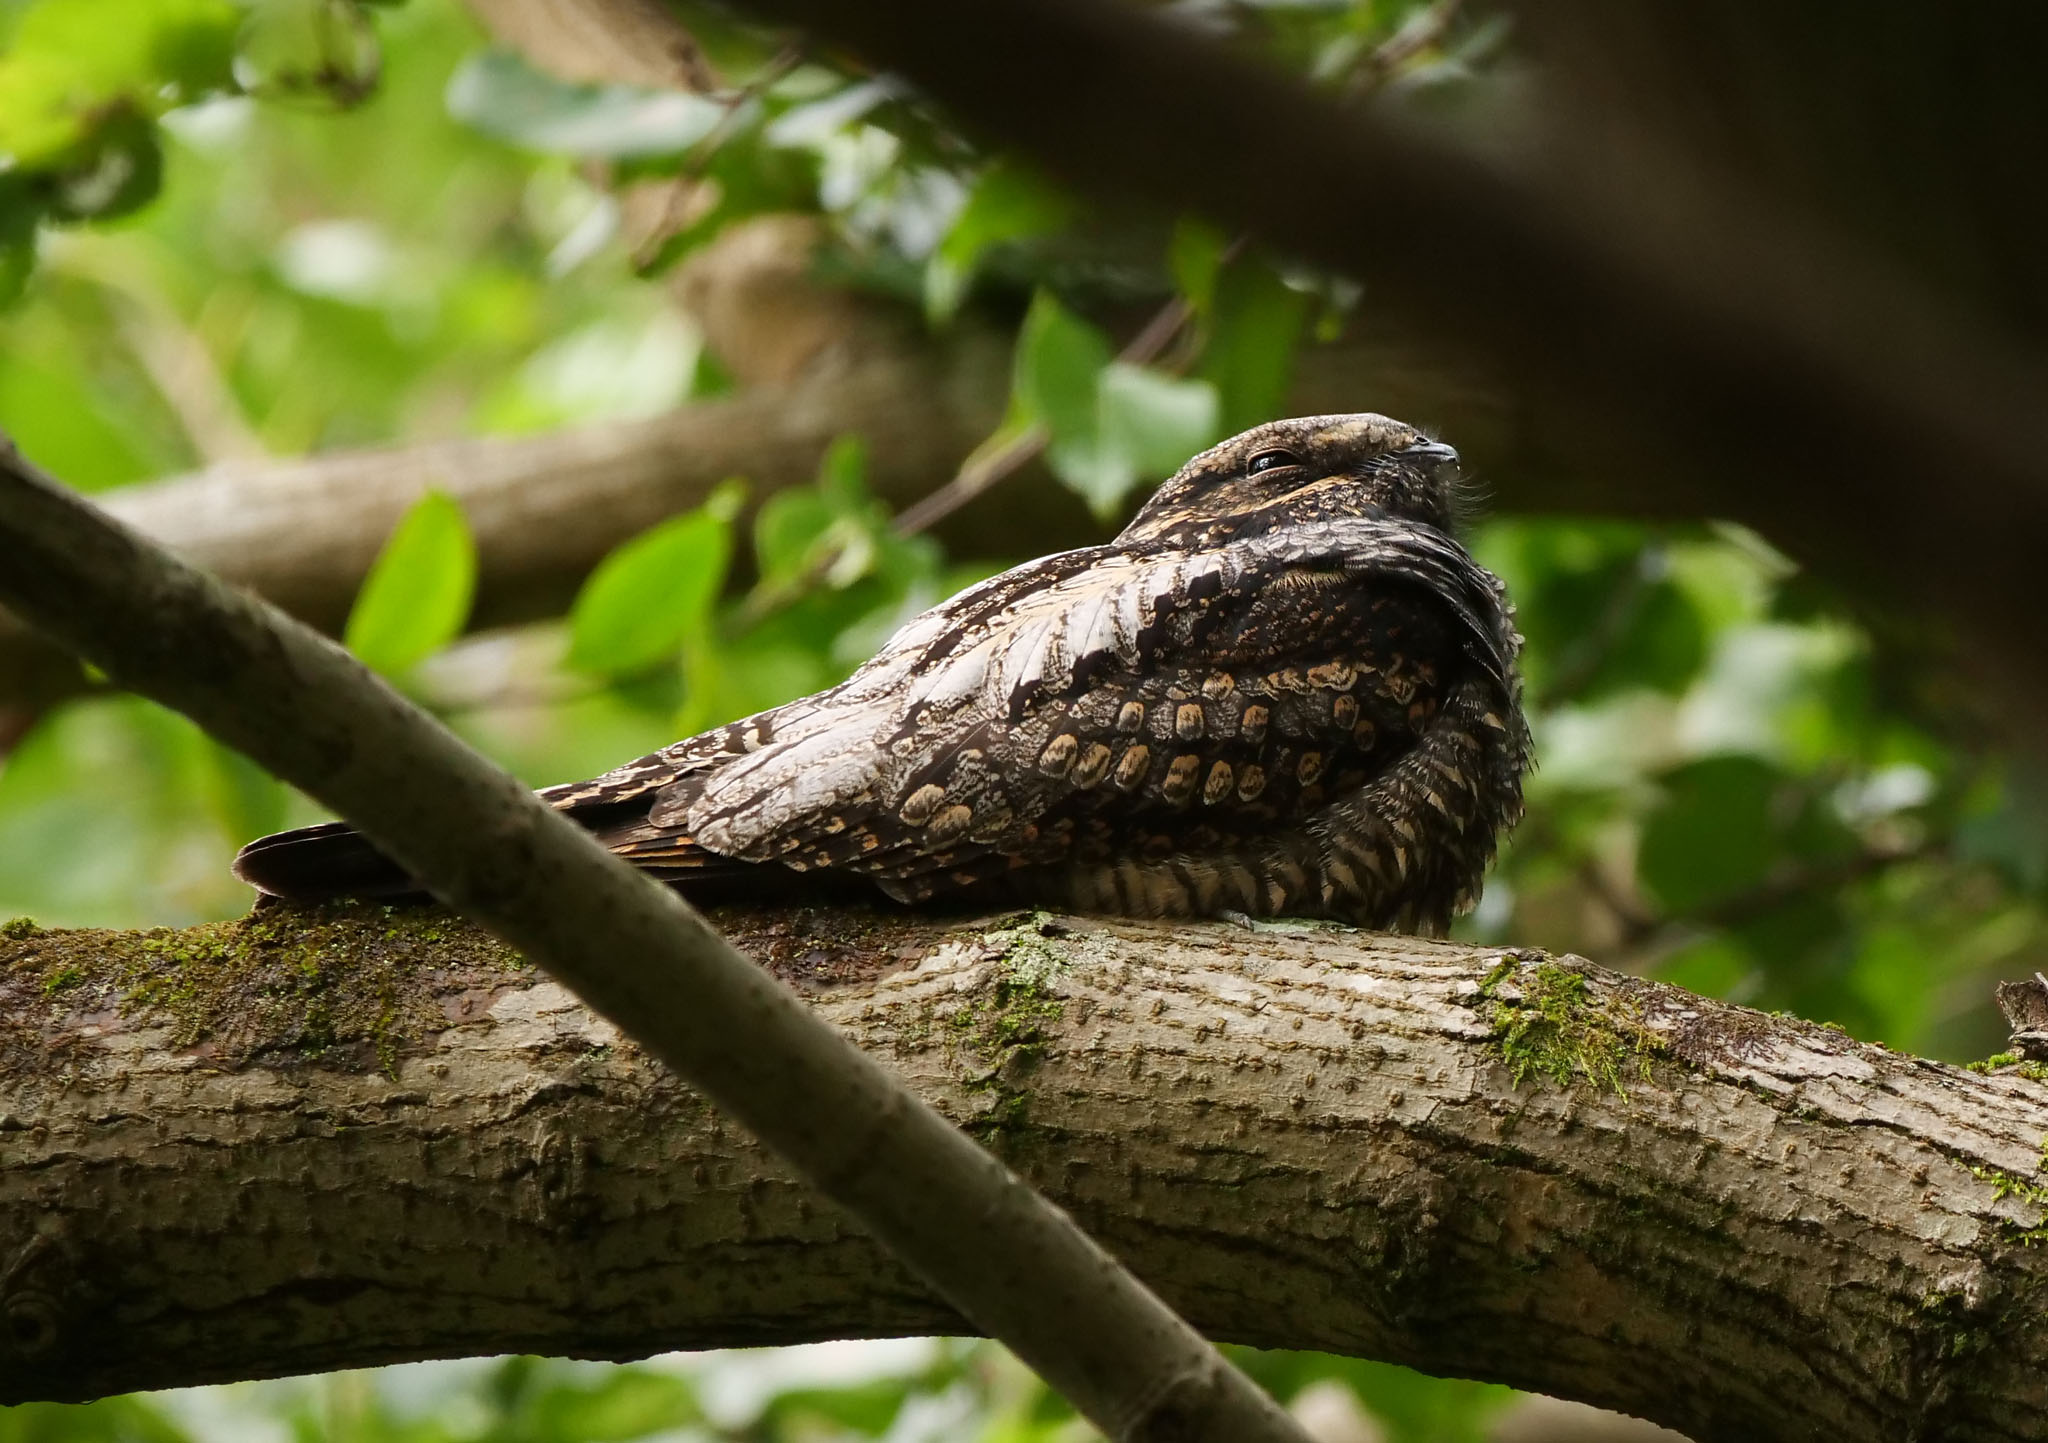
[0,0,2041,1438]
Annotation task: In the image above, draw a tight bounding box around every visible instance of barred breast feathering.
[235,413,1531,934]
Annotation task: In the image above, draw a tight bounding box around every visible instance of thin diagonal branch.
[0,437,1313,1443]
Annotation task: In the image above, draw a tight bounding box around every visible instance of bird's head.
[1117,413,1468,546]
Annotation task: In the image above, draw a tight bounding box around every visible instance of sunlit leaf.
[343,490,478,676]
[447,49,726,157]
[1014,289,1110,458]
[1100,362,1217,480]
[568,489,739,677]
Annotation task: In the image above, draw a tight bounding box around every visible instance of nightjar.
[236,414,1530,934]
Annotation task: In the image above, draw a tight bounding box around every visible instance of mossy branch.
[7,903,2048,1442]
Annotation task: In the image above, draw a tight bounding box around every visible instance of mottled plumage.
[236,414,1531,934]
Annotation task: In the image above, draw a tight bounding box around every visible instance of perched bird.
[236,414,1530,934]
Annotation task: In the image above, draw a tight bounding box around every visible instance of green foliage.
[0,1342,1542,1442]
[0,1395,196,1443]
[1013,290,1218,518]
[0,0,238,298]
[926,162,1075,322]
[1232,1348,1515,1443]
[236,0,382,106]
[343,490,478,676]
[567,484,739,677]
[1194,252,1311,434]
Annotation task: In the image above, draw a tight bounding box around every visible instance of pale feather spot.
[1038,734,1079,777]
[928,804,975,843]
[1072,743,1114,788]
[899,783,947,825]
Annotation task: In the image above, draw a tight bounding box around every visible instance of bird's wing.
[617,518,1514,890]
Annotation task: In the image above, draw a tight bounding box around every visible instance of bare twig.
[630,43,807,271]
[1349,0,1464,92]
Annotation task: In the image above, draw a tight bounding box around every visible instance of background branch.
[0,300,1590,724]
[3,904,2045,1443]
[709,0,2048,747]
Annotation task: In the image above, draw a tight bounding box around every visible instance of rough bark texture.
[4,903,2045,1442]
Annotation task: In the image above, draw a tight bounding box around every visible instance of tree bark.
[5,902,2046,1443]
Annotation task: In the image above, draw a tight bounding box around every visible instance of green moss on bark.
[0,902,529,1076]
[1482,954,1667,1097]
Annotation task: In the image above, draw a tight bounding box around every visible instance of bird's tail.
[233,803,769,904]
[233,822,420,902]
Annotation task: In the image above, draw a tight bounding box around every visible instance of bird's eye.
[1247,449,1298,476]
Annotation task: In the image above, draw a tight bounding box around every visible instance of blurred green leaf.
[1014,290,1217,518]
[1200,255,1309,433]
[0,1395,196,1443]
[343,490,478,676]
[235,0,382,108]
[758,1378,914,1435]
[497,1360,704,1441]
[1638,755,1782,913]
[43,111,164,223]
[1169,216,1232,316]
[926,162,1075,321]
[568,488,739,677]
[817,432,868,509]
[446,49,726,157]
[1014,289,1110,465]
[1227,1348,1514,1443]
[0,0,237,167]
[1100,361,1217,480]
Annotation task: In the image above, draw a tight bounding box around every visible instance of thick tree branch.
[3,904,2046,1443]
[0,446,1311,1443]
